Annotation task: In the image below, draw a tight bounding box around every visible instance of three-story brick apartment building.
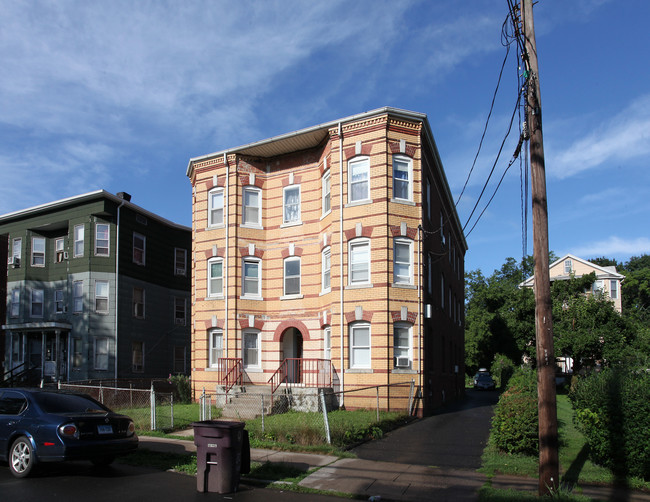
[186,108,466,415]
[0,191,191,385]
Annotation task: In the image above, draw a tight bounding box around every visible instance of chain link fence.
[198,380,416,447]
[58,382,175,431]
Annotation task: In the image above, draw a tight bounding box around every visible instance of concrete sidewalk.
[138,435,650,502]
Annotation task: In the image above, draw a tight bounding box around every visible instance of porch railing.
[268,358,332,394]
[218,358,243,393]
[1,361,36,387]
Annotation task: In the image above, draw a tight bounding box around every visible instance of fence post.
[200,387,206,421]
[170,393,174,430]
[320,389,331,444]
[408,379,415,415]
[99,382,104,403]
[150,383,157,431]
[376,386,380,422]
[261,394,265,435]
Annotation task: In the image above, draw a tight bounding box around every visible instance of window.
[243,330,260,369]
[243,186,261,227]
[324,326,331,360]
[10,289,19,318]
[74,225,84,257]
[31,289,44,317]
[11,237,22,266]
[0,391,28,415]
[322,247,331,293]
[133,233,146,265]
[55,289,64,313]
[72,338,83,369]
[175,248,187,276]
[592,280,604,296]
[55,238,65,262]
[440,212,446,246]
[95,281,109,313]
[208,188,224,226]
[73,281,83,313]
[209,329,223,368]
[393,155,412,201]
[173,346,186,374]
[133,287,145,318]
[564,259,573,274]
[174,297,186,325]
[242,258,261,298]
[283,185,301,224]
[95,223,110,256]
[208,258,223,297]
[283,256,301,296]
[132,342,144,372]
[394,239,413,285]
[394,323,412,368]
[350,323,371,369]
[31,236,45,266]
[94,337,109,370]
[349,157,370,203]
[349,239,370,285]
[322,170,331,215]
[610,280,618,299]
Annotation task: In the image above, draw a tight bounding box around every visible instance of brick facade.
[187,108,466,415]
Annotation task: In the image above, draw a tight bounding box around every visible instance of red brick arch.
[273,320,311,342]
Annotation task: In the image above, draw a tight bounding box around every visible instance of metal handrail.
[218,358,243,393]
[268,358,332,394]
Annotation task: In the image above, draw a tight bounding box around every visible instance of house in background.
[0,191,191,385]
[520,253,625,312]
[186,107,467,416]
[520,253,625,373]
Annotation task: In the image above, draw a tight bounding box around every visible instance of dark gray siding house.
[0,191,191,384]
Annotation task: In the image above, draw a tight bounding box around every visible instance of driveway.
[352,388,499,470]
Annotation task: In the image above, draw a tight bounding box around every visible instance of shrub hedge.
[490,367,539,455]
[569,368,650,480]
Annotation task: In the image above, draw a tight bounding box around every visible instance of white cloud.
[549,94,650,179]
[567,236,650,259]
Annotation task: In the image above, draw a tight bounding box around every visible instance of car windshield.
[32,393,110,414]
[478,374,492,381]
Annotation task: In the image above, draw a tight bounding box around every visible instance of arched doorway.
[281,327,303,383]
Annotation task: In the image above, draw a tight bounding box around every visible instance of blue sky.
[1,0,649,275]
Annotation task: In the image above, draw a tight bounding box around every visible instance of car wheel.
[9,437,36,478]
[91,455,115,467]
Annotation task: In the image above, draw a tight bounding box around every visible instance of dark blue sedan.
[0,388,138,477]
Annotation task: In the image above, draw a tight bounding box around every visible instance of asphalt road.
[352,388,500,470]
[0,461,346,502]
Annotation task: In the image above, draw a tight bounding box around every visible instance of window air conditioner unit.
[12,257,20,268]
[176,268,186,276]
[396,357,410,368]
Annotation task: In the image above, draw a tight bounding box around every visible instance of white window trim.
[348,156,371,205]
[393,238,413,286]
[10,289,20,318]
[94,337,109,371]
[282,185,302,227]
[31,289,44,318]
[242,186,262,229]
[174,297,187,325]
[208,187,225,227]
[324,326,331,360]
[73,225,84,258]
[243,329,261,370]
[207,257,224,298]
[31,236,45,267]
[393,322,413,369]
[73,281,83,313]
[242,257,262,300]
[12,237,22,263]
[282,256,302,298]
[610,280,619,299]
[55,238,65,263]
[133,232,146,266]
[322,169,331,217]
[55,289,64,313]
[209,329,223,368]
[95,223,110,257]
[392,155,413,203]
[175,248,187,276]
[321,246,331,294]
[564,259,573,274]
[349,322,371,369]
[95,280,109,314]
[348,238,371,287]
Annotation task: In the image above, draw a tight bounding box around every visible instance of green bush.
[490,367,539,455]
[570,368,650,479]
[169,374,192,404]
[490,353,515,389]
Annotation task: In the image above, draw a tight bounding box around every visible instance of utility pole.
[520,0,559,495]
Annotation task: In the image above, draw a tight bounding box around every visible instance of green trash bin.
[192,420,248,493]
